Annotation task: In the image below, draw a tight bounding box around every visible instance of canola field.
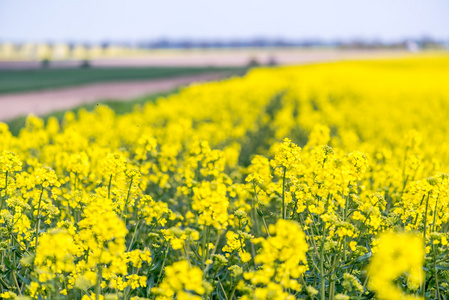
[1,55,449,300]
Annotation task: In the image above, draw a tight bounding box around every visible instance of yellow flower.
[240,252,252,263]
[367,232,424,300]
[245,219,308,294]
[0,291,14,299]
[34,229,77,282]
[349,241,357,251]
[270,138,302,172]
[152,261,205,299]
[0,151,22,173]
[192,181,229,229]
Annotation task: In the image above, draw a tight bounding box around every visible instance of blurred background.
[1,0,448,123]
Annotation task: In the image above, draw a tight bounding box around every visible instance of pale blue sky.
[1,0,448,43]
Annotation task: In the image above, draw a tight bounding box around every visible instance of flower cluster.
[0,55,448,299]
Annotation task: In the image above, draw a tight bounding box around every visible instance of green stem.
[127,220,140,252]
[433,243,441,300]
[343,195,349,262]
[95,265,103,300]
[107,174,113,199]
[12,271,21,296]
[251,183,260,236]
[228,284,238,300]
[432,197,439,232]
[34,185,44,250]
[261,215,271,237]
[282,167,286,219]
[121,176,134,219]
[9,229,31,255]
[201,226,207,268]
[202,226,211,279]
[1,171,8,210]
[252,182,269,236]
[400,147,409,197]
[218,281,229,300]
[155,248,169,287]
[421,193,430,296]
[327,242,343,300]
[328,280,335,300]
[0,171,8,255]
[319,228,327,300]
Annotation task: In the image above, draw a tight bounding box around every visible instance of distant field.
[3,56,449,299]
[0,66,243,94]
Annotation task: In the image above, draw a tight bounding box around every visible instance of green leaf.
[355,252,372,263]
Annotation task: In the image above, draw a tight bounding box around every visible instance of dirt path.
[0,72,229,121]
[0,49,412,122]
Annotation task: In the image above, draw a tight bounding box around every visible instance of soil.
[0,72,229,121]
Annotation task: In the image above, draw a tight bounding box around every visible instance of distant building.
[406,40,420,52]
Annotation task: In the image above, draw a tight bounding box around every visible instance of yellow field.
[1,55,449,300]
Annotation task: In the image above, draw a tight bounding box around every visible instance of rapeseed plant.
[0,55,449,299]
